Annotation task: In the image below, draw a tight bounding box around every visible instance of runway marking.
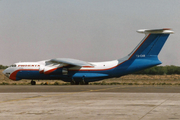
[0,86,123,103]
[139,93,175,120]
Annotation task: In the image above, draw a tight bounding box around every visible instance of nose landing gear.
[31,80,36,85]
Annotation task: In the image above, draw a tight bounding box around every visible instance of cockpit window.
[10,64,16,67]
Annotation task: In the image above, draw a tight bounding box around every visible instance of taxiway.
[0,85,180,120]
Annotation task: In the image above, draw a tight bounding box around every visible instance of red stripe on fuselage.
[39,70,44,74]
[9,69,39,81]
[9,69,22,80]
[44,68,57,74]
[44,66,64,74]
[82,66,94,68]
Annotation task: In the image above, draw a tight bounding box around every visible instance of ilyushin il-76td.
[3,28,174,85]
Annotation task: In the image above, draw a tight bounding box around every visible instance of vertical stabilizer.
[128,28,174,60]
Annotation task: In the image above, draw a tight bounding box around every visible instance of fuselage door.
[62,68,68,75]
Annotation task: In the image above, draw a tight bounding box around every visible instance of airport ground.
[0,85,180,120]
[1,70,180,120]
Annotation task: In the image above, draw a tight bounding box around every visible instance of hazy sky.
[0,0,180,66]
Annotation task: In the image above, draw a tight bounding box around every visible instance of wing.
[48,58,94,67]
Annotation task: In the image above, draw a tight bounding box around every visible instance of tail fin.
[128,28,174,60]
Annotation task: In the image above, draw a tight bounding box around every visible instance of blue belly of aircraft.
[16,70,110,82]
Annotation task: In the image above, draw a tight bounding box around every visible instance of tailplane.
[114,28,174,76]
[128,28,174,60]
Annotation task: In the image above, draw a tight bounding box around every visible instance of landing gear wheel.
[79,80,88,85]
[31,80,36,85]
[84,82,89,85]
[70,81,75,85]
[75,81,79,85]
[70,78,80,85]
[70,81,80,85]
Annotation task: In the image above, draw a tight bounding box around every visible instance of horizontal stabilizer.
[137,28,174,34]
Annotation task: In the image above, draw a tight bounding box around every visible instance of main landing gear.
[31,80,36,85]
[70,81,89,85]
[70,78,89,85]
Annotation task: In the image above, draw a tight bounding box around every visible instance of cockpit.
[10,64,16,67]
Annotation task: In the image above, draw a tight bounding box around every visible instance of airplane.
[3,28,174,85]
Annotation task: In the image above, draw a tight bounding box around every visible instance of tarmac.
[0,85,180,120]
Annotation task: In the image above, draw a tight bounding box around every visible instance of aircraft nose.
[3,69,6,74]
[3,68,11,78]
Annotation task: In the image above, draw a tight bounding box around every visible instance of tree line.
[134,65,180,75]
[0,65,8,69]
[0,64,180,75]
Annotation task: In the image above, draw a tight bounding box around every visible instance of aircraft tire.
[31,80,36,85]
[84,82,89,85]
[70,81,79,85]
[79,81,88,85]
[75,81,79,85]
[70,81,75,85]
[71,81,87,85]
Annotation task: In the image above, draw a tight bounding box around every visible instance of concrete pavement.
[0,85,180,120]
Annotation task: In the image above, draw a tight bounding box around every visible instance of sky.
[0,0,180,66]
